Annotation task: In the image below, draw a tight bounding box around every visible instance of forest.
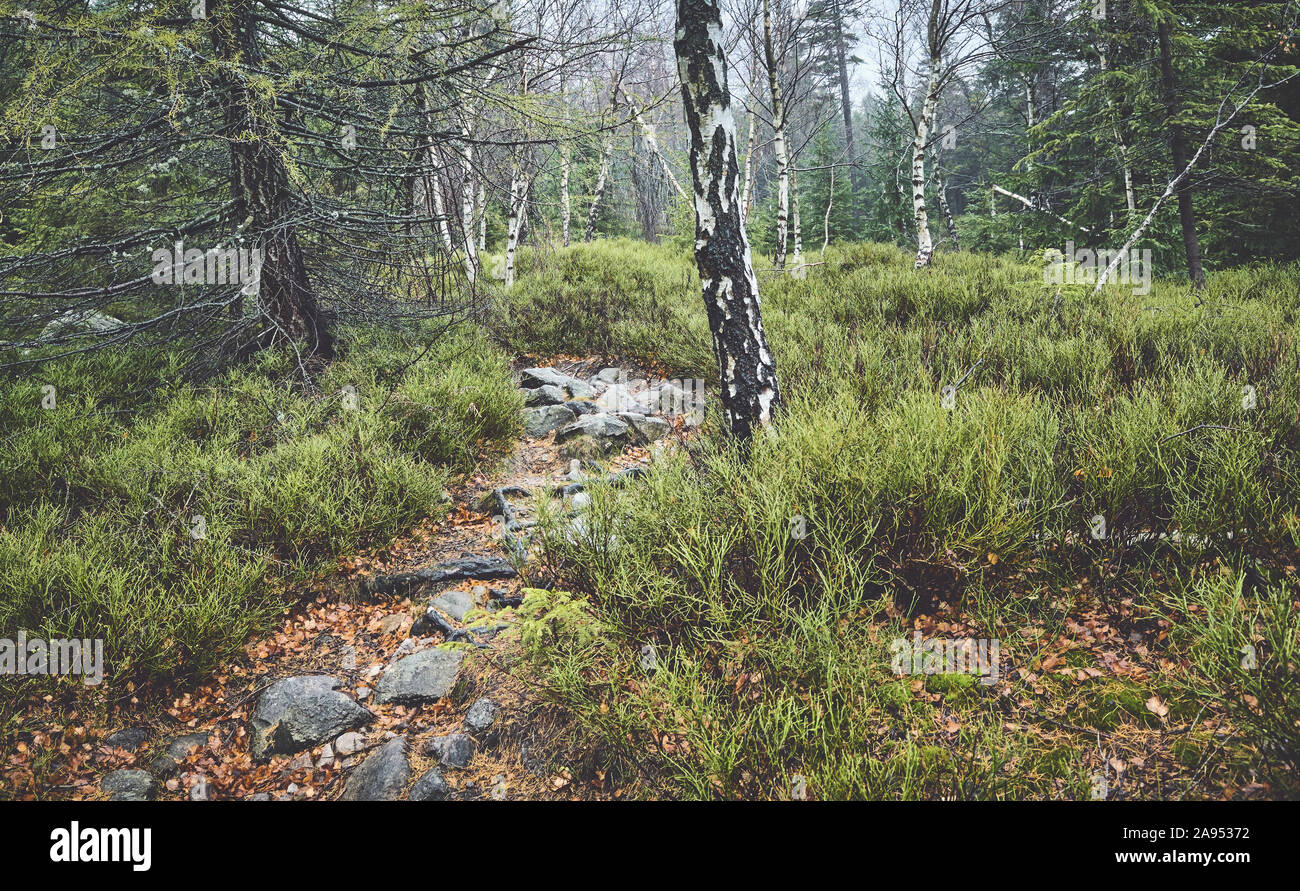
[0,0,1298,808]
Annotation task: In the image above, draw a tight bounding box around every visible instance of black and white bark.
[675,0,781,442]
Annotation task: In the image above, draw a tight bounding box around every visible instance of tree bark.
[1157,18,1205,289]
[762,0,790,269]
[911,53,939,268]
[831,0,859,220]
[674,0,781,442]
[560,144,572,247]
[212,0,331,358]
[740,56,759,224]
[585,76,620,242]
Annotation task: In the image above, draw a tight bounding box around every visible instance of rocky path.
[87,359,698,802]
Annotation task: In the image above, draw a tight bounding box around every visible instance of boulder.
[374,647,465,706]
[409,768,450,801]
[555,413,631,457]
[523,384,566,406]
[250,676,373,760]
[101,769,156,801]
[523,404,577,437]
[339,737,410,801]
[519,367,595,399]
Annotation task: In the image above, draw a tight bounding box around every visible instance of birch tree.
[675,0,781,442]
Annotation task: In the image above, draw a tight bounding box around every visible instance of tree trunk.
[763,0,790,270]
[505,162,530,287]
[790,166,804,273]
[674,0,781,442]
[831,0,858,220]
[740,57,759,224]
[585,76,620,242]
[1157,18,1205,289]
[617,85,687,201]
[212,0,332,358]
[560,144,572,247]
[932,149,958,249]
[911,54,939,268]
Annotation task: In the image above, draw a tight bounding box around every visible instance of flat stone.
[335,731,367,756]
[523,384,566,406]
[374,647,465,706]
[430,589,475,623]
[339,737,410,801]
[101,769,157,801]
[593,367,623,384]
[165,731,211,761]
[250,676,373,760]
[555,413,631,456]
[104,727,150,752]
[409,768,450,801]
[523,403,577,436]
[520,367,595,398]
[617,412,671,443]
[423,732,476,769]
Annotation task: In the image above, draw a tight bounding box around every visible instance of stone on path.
[519,367,595,399]
[409,768,450,801]
[340,737,410,801]
[374,647,465,706]
[423,732,475,769]
[523,403,577,436]
[250,676,373,760]
[101,769,157,801]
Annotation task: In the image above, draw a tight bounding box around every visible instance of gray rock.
[555,413,631,456]
[149,755,178,779]
[409,767,450,801]
[523,384,566,406]
[39,309,123,340]
[464,698,497,735]
[567,399,599,415]
[101,769,157,801]
[593,367,623,384]
[104,727,150,752]
[339,737,410,801]
[430,589,475,623]
[334,731,367,756]
[523,403,577,436]
[374,647,465,706]
[520,367,595,398]
[617,412,671,443]
[250,676,373,760]
[166,731,211,761]
[423,732,476,769]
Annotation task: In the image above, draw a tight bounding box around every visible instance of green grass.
[502,239,1300,799]
[0,322,521,702]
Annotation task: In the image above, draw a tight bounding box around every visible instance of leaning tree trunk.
[931,148,958,249]
[675,0,781,442]
[762,0,791,270]
[585,76,620,242]
[1158,18,1205,289]
[212,0,332,358]
[911,54,940,269]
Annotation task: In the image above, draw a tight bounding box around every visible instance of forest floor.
[3,355,687,801]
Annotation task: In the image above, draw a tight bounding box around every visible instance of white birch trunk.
[674,0,781,441]
[763,0,790,270]
[912,56,939,268]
